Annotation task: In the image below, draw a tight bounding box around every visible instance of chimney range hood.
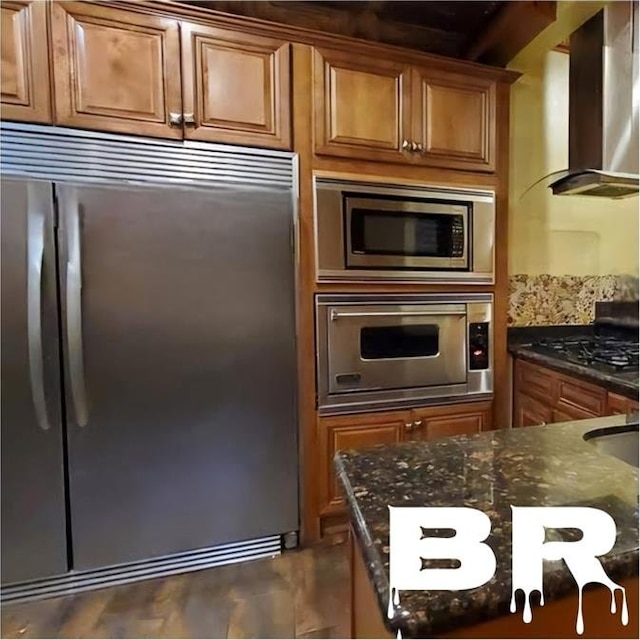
[550,2,639,198]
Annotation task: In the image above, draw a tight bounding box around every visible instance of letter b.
[389,506,496,591]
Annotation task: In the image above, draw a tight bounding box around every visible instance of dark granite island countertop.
[335,415,639,638]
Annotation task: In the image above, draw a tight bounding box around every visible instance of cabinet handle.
[183,113,196,126]
[404,422,414,431]
[169,112,183,127]
[402,139,412,151]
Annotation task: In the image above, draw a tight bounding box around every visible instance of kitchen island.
[335,414,639,638]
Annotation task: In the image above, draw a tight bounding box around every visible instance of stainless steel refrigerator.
[1,124,299,597]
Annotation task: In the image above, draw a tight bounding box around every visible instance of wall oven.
[314,178,495,283]
[316,293,493,414]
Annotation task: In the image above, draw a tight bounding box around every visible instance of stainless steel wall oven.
[316,293,493,414]
[314,178,495,284]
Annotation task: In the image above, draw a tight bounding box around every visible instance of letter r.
[389,506,496,591]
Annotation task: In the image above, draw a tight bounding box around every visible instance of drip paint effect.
[388,587,404,639]
[511,506,629,635]
[388,586,400,618]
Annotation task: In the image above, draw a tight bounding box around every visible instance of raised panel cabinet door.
[318,411,405,514]
[515,358,558,405]
[1,0,51,122]
[50,2,182,138]
[181,23,291,149]
[412,67,496,172]
[313,48,411,162]
[514,393,553,428]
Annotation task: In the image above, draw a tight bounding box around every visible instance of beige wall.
[508,50,639,277]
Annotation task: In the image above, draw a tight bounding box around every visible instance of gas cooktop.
[530,335,639,372]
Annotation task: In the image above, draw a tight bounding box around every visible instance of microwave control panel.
[469,322,490,370]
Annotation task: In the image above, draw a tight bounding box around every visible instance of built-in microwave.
[314,178,495,283]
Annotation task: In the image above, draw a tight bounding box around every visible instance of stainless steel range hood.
[551,2,639,198]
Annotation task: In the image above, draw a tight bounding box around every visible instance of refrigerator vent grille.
[1,535,281,604]
[0,122,296,191]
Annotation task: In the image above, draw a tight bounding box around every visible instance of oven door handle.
[330,310,466,321]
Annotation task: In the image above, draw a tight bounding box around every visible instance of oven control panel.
[469,322,490,370]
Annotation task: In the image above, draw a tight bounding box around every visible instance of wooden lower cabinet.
[608,392,640,415]
[513,358,638,427]
[514,392,552,428]
[350,526,639,639]
[317,400,493,535]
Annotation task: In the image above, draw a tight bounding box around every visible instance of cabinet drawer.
[553,403,598,423]
[607,392,639,415]
[515,359,556,404]
[557,376,607,416]
[408,400,492,441]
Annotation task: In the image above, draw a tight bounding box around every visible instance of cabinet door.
[50,2,182,138]
[514,393,553,428]
[313,48,412,162]
[318,411,406,515]
[514,359,557,405]
[1,0,51,123]
[408,401,492,441]
[181,23,291,149]
[412,67,496,172]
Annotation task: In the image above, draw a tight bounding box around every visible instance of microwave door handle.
[330,310,466,321]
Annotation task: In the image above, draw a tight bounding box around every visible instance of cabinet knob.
[169,112,183,127]
[404,422,414,431]
[402,139,412,151]
[412,142,424,153]
[183,113,196,126]
[413,419,423,428]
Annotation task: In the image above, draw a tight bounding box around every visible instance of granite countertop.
[335,415,639,638]
[507,327,639,399]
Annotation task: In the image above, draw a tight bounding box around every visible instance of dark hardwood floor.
[1,541,350,639]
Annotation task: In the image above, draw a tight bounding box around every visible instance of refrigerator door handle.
[26,188,50,431]
[62,188,89,427]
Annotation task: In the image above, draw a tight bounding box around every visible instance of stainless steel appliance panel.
[1,179,68,584]
[316,293,493,414]
[57,183,298,570]
[314,178,495,283]
[327,304,467,393]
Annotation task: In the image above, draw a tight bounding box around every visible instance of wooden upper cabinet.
[181,23,291,149]
[50,2,182,138]
[412,68,496,172]
[1,0,51,123]
[313,48,411,162]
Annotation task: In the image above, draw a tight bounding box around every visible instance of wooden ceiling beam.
[182,1,463,57]
[465,1,557,66]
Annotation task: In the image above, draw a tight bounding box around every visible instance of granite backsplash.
[508,274,639,326]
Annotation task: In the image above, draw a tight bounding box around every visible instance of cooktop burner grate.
[532,336,639,372]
